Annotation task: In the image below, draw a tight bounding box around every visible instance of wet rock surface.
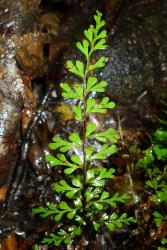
[0,0,50,247]
[0,0,40,35]
[103,0,167,138]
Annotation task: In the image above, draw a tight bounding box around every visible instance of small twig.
[0,9,37,27]
[136,91,147,102]
[117,111,123,141]
[0,88,52,218]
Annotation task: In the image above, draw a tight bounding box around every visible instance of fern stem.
[81,57,90,225]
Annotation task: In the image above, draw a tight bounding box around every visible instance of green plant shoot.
[33,10,136,247]
[137,101,167,249]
